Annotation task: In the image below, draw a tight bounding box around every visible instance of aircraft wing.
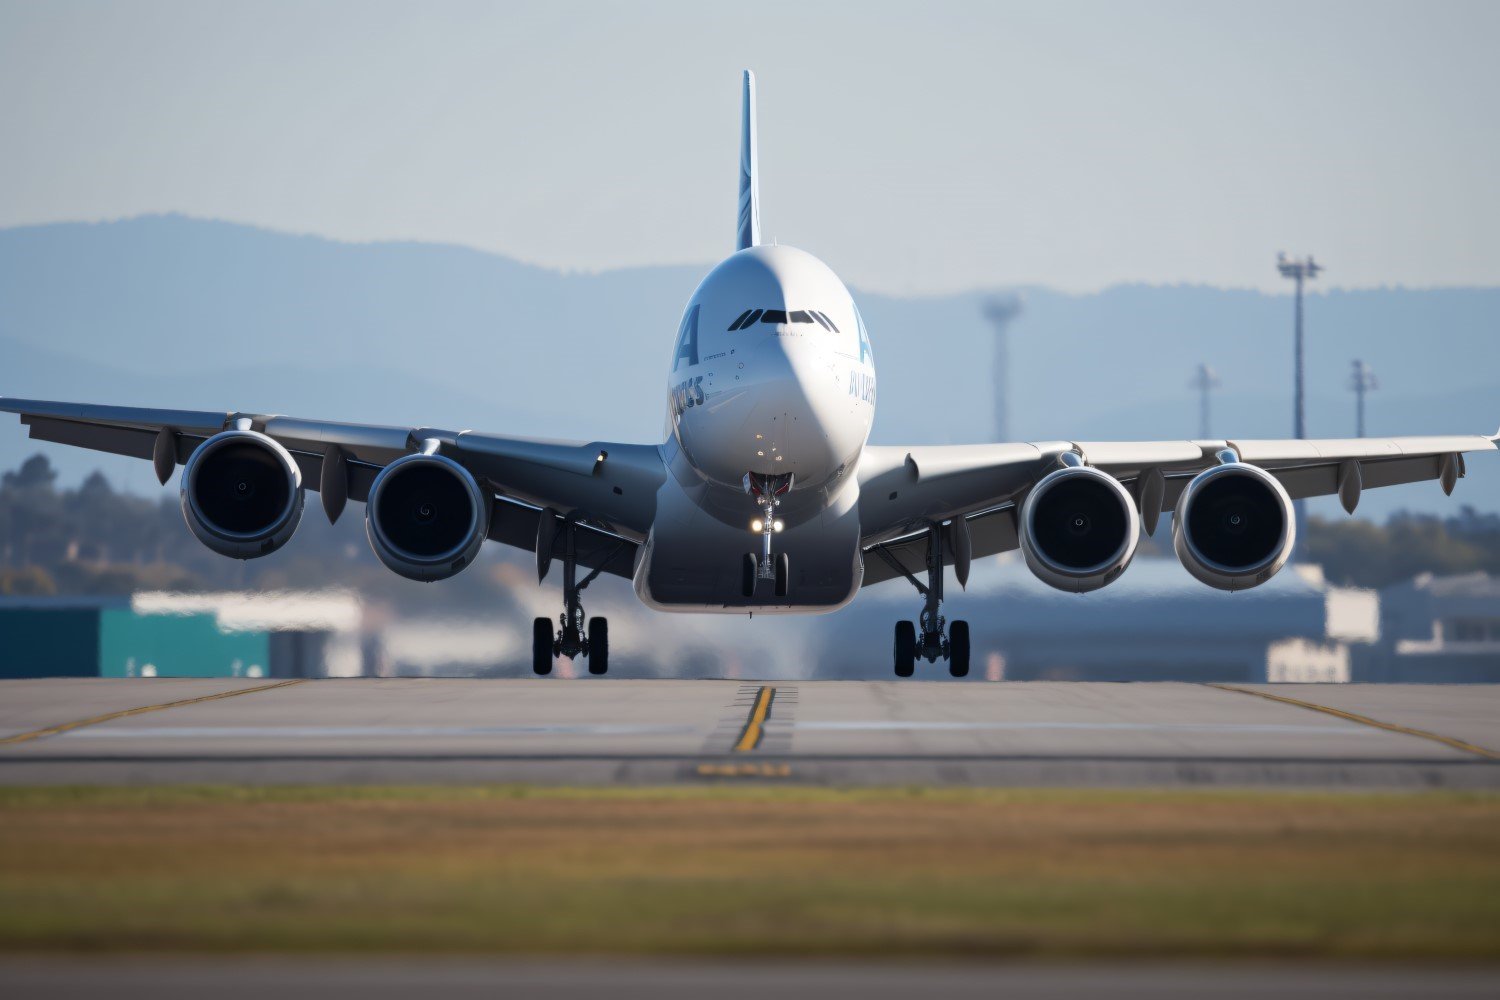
[857,432,1500,588]
[0,397,663,579]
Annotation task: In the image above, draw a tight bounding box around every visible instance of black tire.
[532,616,553,676]
[742,553,758,597]
[588,617,609,675]
[774,552,790,598]
[948,619,970,678]
[894,620,916,678]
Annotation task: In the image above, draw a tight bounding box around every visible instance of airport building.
[820,556,1379,683]
[0,591,364,679]
[1357,572,1500,683]
[5,571,1498,683]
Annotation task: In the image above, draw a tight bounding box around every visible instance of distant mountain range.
[3,214,1496,516]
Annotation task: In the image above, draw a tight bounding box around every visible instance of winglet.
[736,70,760,251]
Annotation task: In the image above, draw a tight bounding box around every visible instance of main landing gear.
[741,471,793,599]
[878,522,969,679]
[533,516,609,676]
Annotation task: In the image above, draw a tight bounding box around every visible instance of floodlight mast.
[1277,253,1323,441]
[1278,253,1321,556]
[982,295,1025,442]
[1188,363,1221,439]
[1349,359,1379,438]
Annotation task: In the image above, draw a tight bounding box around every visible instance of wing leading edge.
[0,396,663,579]
[857,432,1499,589]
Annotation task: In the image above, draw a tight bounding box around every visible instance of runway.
[2,678,1498,787]
[3,958,1497,1000]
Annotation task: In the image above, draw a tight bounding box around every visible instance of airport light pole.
[1348,359,1378,438]
[1277,253,1322,441]
[1278,253,1321,555]
[1188,363,1221,439]
[982,295,1025,442]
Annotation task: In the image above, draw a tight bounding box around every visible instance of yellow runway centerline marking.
[0,679,305,746]
[733,685,775,752]
[695,762,791,778]
[1208,683,1500,760]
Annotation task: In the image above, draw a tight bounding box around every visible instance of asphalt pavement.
[2,958,1497,1000]
[2,678,1497,787]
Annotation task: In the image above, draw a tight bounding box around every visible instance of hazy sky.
[2,0,1497,294]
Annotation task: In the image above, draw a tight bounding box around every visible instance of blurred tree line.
[0,453,526,615]
[1303,507,1500,589]
[3,453,1497,598]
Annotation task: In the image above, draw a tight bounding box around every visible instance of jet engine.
[179,429,305,559]
[1172,460,1295,591]
[366,453,490,582]
[1019,463,1140,593]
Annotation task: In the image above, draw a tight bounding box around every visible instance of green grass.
[2,785,1499,959]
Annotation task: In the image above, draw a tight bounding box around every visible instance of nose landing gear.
[742,472,793,599]
[533,515,612,676]
[877,522,970,678]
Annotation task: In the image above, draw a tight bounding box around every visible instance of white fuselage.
[667,245,874,494]
[633,245,877,612]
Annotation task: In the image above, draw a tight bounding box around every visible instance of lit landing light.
[773,520,785,532]
[751,519,763,532]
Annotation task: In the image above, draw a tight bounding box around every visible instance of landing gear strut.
[742,472,792,599]
[533,516,611,676]
[877,522,969,678]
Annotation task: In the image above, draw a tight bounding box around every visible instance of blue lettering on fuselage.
[855,306,873,364]
[671,375,705,415]
[673,304,700,371]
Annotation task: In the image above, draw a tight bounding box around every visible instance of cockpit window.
[726,308,837,330]
[727,308,763,331]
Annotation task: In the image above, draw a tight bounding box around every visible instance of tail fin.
[736,70,760,251]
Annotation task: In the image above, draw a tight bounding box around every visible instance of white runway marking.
[793,721,1375,735]
[58,724,700,739]
[40,721,1378,741]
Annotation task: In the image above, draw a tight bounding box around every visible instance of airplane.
[3,71,1496,679]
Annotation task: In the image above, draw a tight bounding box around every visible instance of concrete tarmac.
[2,958,1496,1000]
[1,678,1498,787]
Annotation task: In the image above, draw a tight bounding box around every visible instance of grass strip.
[1,785,1497,959]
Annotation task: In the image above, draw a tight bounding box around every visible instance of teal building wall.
[0,608,101,678]
[99,611,271,678]
[0,602,271,678]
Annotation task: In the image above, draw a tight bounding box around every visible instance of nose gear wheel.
[742,471,793,599]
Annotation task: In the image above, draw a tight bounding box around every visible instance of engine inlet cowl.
[1019,464,1140,593]
[366,453,490,582]
[1172,461,1295,592]
[179,429,305,559]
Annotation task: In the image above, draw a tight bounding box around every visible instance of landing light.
[773,519,785,533]
[751,518,763,532]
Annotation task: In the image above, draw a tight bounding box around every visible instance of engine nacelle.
[180,429,305,559]
[1172,460,1295,591]
[366,453,490,582]
[1019,464,1140,593]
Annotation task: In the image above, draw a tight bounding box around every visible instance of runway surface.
[2,958,1496,1000]
[2,678,1498,787]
